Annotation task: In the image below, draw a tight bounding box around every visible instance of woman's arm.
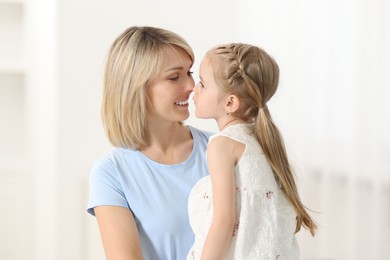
[95,206,143,260]
[200,136,243,260]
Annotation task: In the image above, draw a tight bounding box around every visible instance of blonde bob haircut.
[101,26,194,149]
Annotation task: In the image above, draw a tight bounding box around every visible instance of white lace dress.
[187,124,299,260]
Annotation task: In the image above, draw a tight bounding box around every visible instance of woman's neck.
[140,123,193,164]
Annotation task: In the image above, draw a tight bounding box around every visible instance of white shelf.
[0,1,29,259]
[0,0,26,173]
[0,3,24,74]
[0,74,26,173]
[0,0,23,4]
[0,174,29,259]
[0,64,25,74]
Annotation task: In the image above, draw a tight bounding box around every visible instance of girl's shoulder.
[209,123,253,143]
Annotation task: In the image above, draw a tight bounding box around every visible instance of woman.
[87,26,210,260]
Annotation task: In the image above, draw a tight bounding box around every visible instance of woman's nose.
[184,76,195,92]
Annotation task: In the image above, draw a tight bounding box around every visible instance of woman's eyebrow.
[164,66,184,72]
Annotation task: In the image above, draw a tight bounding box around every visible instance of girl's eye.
[199,82,205,88]
[187,70,194,77]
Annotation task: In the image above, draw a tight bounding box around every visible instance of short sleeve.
[87,156,129,216]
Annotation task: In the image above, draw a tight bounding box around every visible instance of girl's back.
[188,123,299,260]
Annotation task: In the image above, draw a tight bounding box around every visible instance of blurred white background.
[0,0,389,259]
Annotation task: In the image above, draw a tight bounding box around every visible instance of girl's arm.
[95,206,144,260]
[200,136,243,260]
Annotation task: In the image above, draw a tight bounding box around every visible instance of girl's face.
[193,56,227,119]
[146,47,194,124]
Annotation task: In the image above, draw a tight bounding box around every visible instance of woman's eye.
[169,76,179,81]
[187,70,194,76]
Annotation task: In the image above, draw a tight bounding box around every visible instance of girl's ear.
[225,94,240,114]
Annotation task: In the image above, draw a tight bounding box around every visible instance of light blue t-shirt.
[87,126,210,260]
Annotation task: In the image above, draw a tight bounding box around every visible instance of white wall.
[0,0,388,259]
[233,1,390,259]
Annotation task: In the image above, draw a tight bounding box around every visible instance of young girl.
[187,43,317,259]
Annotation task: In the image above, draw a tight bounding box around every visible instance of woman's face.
[146,47,194,123]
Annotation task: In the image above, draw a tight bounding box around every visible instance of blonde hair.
[101,26,194,149]
[207,43,317,236]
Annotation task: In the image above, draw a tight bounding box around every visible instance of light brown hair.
[101,26,194,149]
[207,43,317,236]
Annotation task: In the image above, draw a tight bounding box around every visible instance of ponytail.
[254,106,317,236]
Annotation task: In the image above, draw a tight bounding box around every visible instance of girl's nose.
[193,82,201,94]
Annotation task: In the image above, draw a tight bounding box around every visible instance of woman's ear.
[225,94,240,114]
